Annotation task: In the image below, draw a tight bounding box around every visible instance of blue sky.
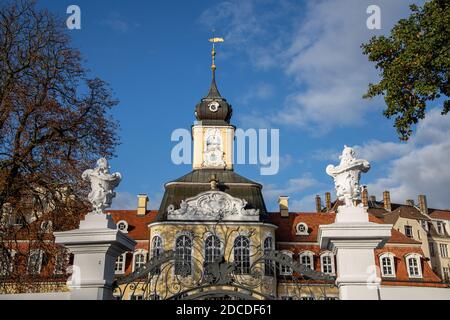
[37,0,450,212]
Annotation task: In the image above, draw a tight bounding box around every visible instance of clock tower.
[156,38,268,222]
[192,40,234,170]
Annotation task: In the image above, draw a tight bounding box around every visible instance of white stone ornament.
[167,191,259,221]
[82,158,122,214]
[202,128,226,168]
[326,145,370,208]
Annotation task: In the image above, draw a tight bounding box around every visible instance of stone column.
[319,206,392,300]
[54,213,136,300]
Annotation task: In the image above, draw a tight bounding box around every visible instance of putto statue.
[326,146,370,207]
[82,158,122,214]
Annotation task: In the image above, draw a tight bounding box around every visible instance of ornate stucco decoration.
[202,128,226,168]
[82,158,122,214]
[167,191,259,221]
[326,145,370,208]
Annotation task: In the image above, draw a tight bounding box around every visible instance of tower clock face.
[208,101,220,112]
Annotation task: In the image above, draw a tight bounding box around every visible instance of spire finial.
[209,35,224,79]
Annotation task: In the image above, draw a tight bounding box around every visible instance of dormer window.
[405,254,423,278]
[117,220,128,233]
[437,221,444,235]
[296,223,309,236]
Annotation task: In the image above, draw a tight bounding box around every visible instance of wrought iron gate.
[112,248,337,300]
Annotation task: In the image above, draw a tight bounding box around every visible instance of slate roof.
[157,169,268,222]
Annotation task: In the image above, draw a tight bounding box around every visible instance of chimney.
[279,196,289,217]
[137,194,148,216]
[383,191,391,212]
[325,192,331,212]
[418,195,428,215]
[406,199,414,207]
[315,195,322,213]
[361,187,368,207]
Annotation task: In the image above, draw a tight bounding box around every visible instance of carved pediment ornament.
[167,191,259,221]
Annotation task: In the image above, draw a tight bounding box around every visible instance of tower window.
[234,236,250,275]
[175,235,192,277]
[263,237,274,277]
[205,235,221,263]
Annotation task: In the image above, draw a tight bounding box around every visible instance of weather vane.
[209,33,224,72]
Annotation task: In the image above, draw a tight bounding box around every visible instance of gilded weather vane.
[209,35,224,72]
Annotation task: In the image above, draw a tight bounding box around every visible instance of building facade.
[1,48,449,299]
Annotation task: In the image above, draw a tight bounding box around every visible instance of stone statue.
[82,158,122,214]
[326,146,370,207]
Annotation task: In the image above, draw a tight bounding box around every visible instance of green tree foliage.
[362,0,449,140]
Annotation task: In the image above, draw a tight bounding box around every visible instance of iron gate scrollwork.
[113,246,338,300]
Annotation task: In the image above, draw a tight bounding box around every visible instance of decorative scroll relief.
[326,145,370,208]
[167,191,259,221]
[202,128,226,168]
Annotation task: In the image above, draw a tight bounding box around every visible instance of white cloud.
[365,109,450,209]
[101,12,140,33]
[241,82,275,105]
[201,0,421,134]
[263,174,322,203]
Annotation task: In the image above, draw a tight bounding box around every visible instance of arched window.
[264,237,274,276]
[175,235,192,276]
[379,253,396,277]
[234,236,250,275]
[299,251,314,270]
[405,254,422,278]
[151,236,163,258]
[320,252,335,275]
[133,250,147,272]
[279,251,293,276]
[205,235,221,263]
[151,236,163,275]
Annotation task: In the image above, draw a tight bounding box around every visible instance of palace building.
[1,45,450,300]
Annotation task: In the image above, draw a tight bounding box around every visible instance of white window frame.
[299,251,314,270]
[379,253,396,277]
[279,251,293,276]
[443,267,450,282]
[117,220,129,233]
[296,223,309,235]
[115,253,126,275]
[132,250,147,272]
[320,252,335,275]
[204,234,222,264]
[437,221,444,235]
[405,254,423,278]
[27,249,43,275]
[439,244,448,258]
[174,234,193,277]
[233,236,251,275]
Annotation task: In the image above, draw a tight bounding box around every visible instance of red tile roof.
[106,210,158,240]
[429,209,450,220]
[267,212,421,245]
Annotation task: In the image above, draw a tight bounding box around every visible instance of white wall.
[380,286,450,300]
